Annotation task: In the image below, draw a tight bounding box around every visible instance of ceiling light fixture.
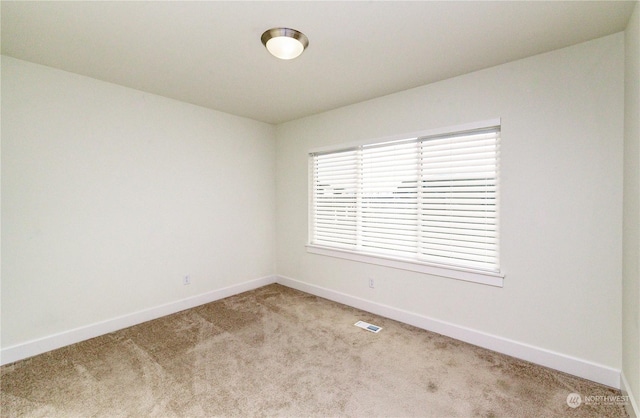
[261,28,309,60]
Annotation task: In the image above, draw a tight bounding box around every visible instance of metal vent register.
[354,321,382,333]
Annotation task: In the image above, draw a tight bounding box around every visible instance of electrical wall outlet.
[368,278,375,289]
[183,275,191,285]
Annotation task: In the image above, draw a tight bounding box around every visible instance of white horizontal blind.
[310,149,359,248]
[418,128,499,271]
[310,126,500,273]
[360,139,419,257]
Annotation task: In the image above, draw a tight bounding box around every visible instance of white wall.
[1,56,276,350]
[1,28,631,396]
[623,2,640,415]
[276,34,624,374]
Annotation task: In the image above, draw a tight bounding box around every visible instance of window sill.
[306,244,504,287]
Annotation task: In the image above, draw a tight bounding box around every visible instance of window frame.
[307,119,504,287]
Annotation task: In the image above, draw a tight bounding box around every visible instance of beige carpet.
[1,284,628,417]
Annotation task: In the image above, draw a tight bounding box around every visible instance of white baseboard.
[2,273,624,392]
[1,275,277,366]
[276,275,621,389]
[622,372,640,418]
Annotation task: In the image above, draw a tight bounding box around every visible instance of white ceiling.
[1,1,636,124]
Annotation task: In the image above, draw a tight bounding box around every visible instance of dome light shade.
[261,28,309,60]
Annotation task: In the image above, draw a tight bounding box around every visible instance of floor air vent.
[355,321,382,333]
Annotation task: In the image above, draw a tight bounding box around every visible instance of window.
[308,121,502,286]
